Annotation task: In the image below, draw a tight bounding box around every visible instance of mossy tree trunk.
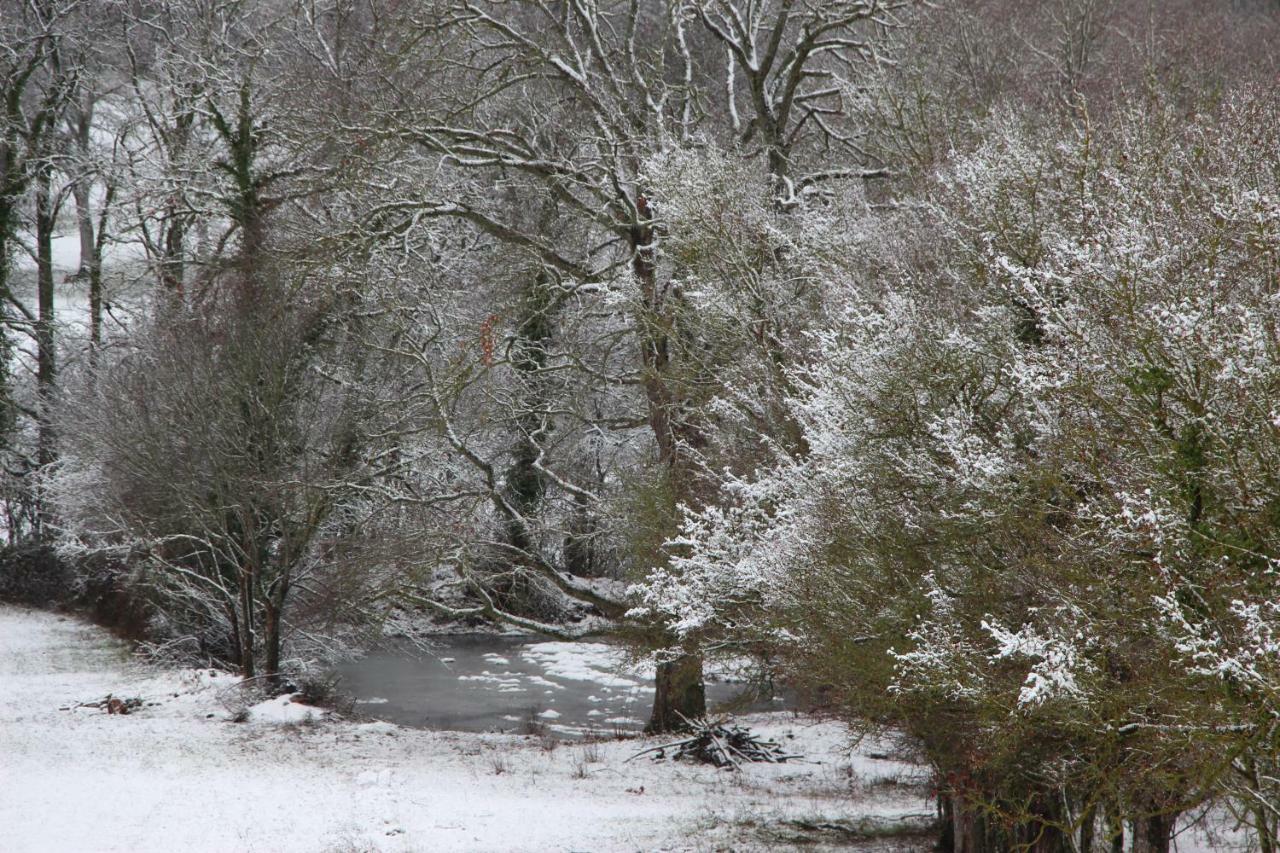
[1130,811,1176,853]
[646,654,706,734]
[631,200,708,732]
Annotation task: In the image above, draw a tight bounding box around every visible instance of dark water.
[334,635,784,736]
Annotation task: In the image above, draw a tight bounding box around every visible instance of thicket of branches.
[3,1,1280,848]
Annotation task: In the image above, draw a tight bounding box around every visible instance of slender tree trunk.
[77,173,111,360]
[227,606,242,670]
[1079,803,1096,853]
[238,565,256,679]
[263,602,281,680]
[34,166,57,482]
[1258,812,1275,853]
[159,206,186,298]
[88,240,102,354]
[504,272,551,546]
[72,178,94,280]
[263,571,289,681]
[563,491,599,576]
[0,202,17,457]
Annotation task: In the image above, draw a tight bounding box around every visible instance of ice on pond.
[335,635,784,736]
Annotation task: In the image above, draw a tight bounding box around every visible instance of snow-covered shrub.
[47,266,402,680]
[633,87,1280,850]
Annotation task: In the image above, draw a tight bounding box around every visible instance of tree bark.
[631,199,709,732]
[226,606,242,671]
[949,798,992,853]
[72,180,94,278]
[645,654,706,733]
[1130,811,1176,853]
[263,569,290,682]
[237,564,256,679]
[1079,804,1096,853]
[88,232,102,354]
[34,166,57,483]
[80,172,111,359]
[263,602,281,680]
[938,790,1075,853]
[158,205,186,298]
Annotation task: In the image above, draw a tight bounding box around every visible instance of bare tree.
[0,0,87,535]
[696,0,915,196]
[324,0,918,730]
[51,0,395,678]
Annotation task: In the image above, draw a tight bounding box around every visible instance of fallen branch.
[61,694,144,714]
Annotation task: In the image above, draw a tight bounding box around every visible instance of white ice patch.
[519,642,649,689]
[457,671,524,691]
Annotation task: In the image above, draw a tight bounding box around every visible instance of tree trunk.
[226,607,242,671]
[0,224,13,476]
[72,177,94,281]
[88,241,102,355]
[503,271,552,548]
[1079,804,1096,853]
[630,197,710,733]
[948,798,991,853]
[159,209,186,298]
[645,654,706,733]
[939,790,1071,853]
[237,566,256,679]
[1131,812,1176,853]
[263,602,281,681]
[263,570,289,682]
[1258,814,1275,853]
[34,167,57,483]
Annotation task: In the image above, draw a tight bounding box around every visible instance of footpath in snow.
[0,605,932,852]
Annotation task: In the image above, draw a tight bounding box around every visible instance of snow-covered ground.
[0,605,933,852]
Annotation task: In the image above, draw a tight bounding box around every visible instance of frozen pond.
[335,636,784,737]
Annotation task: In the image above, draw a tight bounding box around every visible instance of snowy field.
[0,606,933,852]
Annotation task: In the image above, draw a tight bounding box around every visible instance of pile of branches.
[630,716,801,770]
[61,694,145,714]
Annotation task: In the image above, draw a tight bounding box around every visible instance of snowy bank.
[0,606,932,852]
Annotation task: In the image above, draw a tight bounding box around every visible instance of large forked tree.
[342,0,918,731]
